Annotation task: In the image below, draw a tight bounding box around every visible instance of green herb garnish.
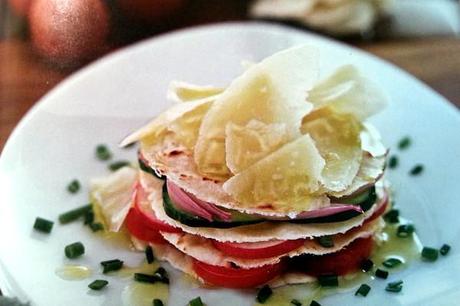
[383,209,399,223]
[382,258,403,268]
[84,210,94,225]
[397,224,415,238]
[290,299,302,306]
[134,273,157,284]
[101,259,124,273]
[385,280,403,293]
[145,246,155,264]
[154,267,169,284]
[188,297,204,306]
[388,156,399,169]
[360,259,374,272]
[67,179,80,194]
[440,244,451,256]
[310,301,321,306]
[421,247,439,262]
[33,217,54,233]
[64,242,85,259]
[88,279,108,290]
[409,164,424,176]
[355,284,371,297]
[153,299,164,306]
[398,137,411,150]
[316,236,334,248]
[59,204,92,224]
[109,160,130,171]
[318,274,338,287]
[89,222,104,232]
[96,144,112,161]
[256,285,272,303]
[375,269,389,279]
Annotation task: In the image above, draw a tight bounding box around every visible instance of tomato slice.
[192,259,285,288]
[125,207,166,244]
[212,239,305,259]
[290,236,374,276]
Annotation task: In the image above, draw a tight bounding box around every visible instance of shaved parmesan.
[167,80,223,103]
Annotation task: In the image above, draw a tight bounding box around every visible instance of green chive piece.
[375,268,389,279]
[409,164,424,176]
[101,259,124,273]
[291,299,302,306]
[153,299,164,306]
[84,210,94,225]
[397,224,415,238]
[382,258,403,268]
[398,137,411,150]
[134,273,157,284]
[355,283,371,297]
[188,297,204,306]
[440,244,451,256]
[33,217,54,233]
[310,301,321,306]
[59,204,92,224]
[318,274,338,287]
[385,280,403,293]
[360,259,374,272]
[316,236,334,248]
[89,222,104,232]
[383,209,399,223]
[96,144,112,161]
[256,285,272,303]
[154,267,169,284]
[388,155,399,169]
[145,246,155,264]
[88,279,108,290]
[421,247,439,262]
[109,160,131,171]
[67,179,80,194]
[65,242,85,259]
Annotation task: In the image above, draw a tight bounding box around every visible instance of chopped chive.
[188,297,204,306]
[256,285,272,303]
[360,259,374,272]
[153,299,164,306]
[145,246,155,264]
[88,279,108,290]
[398,137,411,150]
[65,242,85,259]
[318,274,338,287]
[382,258,403,268]
[316,236,334,248]
[67,179,80,194]
[58,204,92,224]
[409,164,424,176]
[33,217,54,233]
[89,222,104,232]
[134,273,157,284]
[383,209,399,223]
[421,247,439,262]
[388,156,399,169]
[440,244,451,256]
[397,224,415,238]
[355,283,371,297]
[101,259,124,273]
[375,268,389,279]
[310,301,321,306]
[96,144,112,161]
[291,299,302,306]
[84,210,94,225]
[385,280,403,293]
[109,160,131,171]
[154,267,169,284]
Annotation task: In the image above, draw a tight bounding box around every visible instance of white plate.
[1,22,459,306]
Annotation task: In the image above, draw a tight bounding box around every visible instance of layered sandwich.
[92,45,389,288]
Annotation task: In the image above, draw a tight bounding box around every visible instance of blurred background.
[0,0,459,152]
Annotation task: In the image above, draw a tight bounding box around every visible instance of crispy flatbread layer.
[140,171,384,243]
[160,218,383,268]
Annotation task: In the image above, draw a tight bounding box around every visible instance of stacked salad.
[91,45,390,288]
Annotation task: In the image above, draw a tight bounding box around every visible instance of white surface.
[1,22,460,306]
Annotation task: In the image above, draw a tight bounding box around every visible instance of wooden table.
[1,33,460,153]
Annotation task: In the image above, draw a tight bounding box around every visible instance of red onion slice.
[294,204,364,219]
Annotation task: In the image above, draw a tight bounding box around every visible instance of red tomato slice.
[132,181,181,233]
[192,260,285,288]
[291,236,374,276]
[125,207,166,244]
[212,239,305,259]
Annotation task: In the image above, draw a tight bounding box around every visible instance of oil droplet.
[121,281,169,306]
[55,265,92,281]
[115,261,160,278]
